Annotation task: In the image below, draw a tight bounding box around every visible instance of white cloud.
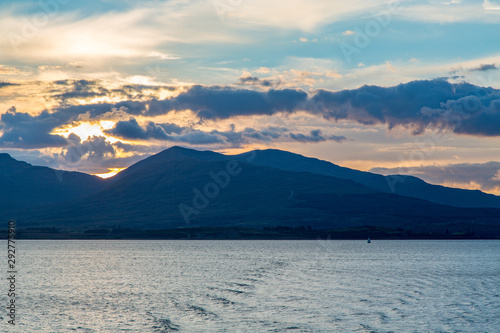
[398,2,500,23]
[484,0,500,11]
[0,1,244,66]
[216,0,398,32]
[256,67,271,74]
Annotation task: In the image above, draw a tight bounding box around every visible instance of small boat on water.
[367,237,371,243]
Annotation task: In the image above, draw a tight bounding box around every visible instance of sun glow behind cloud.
[52,121,118,142]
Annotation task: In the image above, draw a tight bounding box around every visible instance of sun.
[94,168,126,179]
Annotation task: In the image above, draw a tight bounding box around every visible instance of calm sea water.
[1,240,499,332]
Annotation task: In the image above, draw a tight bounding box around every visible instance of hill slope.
[233,149,500,209]
[14,147,500,237]
[0,153,106,219]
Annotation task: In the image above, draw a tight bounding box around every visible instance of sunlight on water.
[2,240,499,332]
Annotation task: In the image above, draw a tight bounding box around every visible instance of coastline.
[4,226,494,240]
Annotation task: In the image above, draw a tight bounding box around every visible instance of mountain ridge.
[231,148,500,209]
[2,147,500,237]
[0,152,107,218]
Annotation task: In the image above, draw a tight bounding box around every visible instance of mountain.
[21,154,377,228]
[0,153,106,219]
[233,149,500,209]
[111,145,227,182]
[10,147,500,237]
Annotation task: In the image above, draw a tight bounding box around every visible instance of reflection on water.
[3,240,500,332]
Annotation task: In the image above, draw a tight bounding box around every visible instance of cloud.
[343,30,356,35]
[52,80,110,104]
[484,0,500,11]
[398,2,500,23]
[147,85,308,119]
[0,65,26,76]
[63,135,116,163]
[105,117,343,147]
[113,141,158,154]
[3,79,500,152]
[106,118,223,144]
[471,64,497,72]
[0,92,152,149]
[217,0,397,32]
[0,107,69,148]
[238,76,277,88]
[169,130,226,145]
[105,118,181,140]
[49,79,178,105]
[256,67,271,74]
[0,0,244,66]
[289,129,346,143]
[371,161,500,195]
[309,79,500,136]
[0,82,18,88]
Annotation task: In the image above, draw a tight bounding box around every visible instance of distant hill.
[8,146,500,237]
[233,149,500,209]
[0,153,106,219]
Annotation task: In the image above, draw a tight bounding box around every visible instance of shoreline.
[2,226,496,240]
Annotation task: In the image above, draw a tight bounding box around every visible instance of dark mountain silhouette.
[234,149,500,209]
[111,145,227,182]
[6,146,499,237]
[0,153,106,219]
[21,155,377,228]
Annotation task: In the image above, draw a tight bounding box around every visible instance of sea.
[2,240,499,332]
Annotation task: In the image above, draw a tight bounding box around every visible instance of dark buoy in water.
[367,237,371,243]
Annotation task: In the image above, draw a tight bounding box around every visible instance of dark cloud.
[0,107,69,148]
[62,135,116,163]
[147,80,499,138]
[159,123,184,134]
[289,129,346,143]
[105,118,170,140]
[50,80,178,105]
[54,100,147,119]
[238,76,278,87]
[242,126,286,141]
[471,64,497,72]
[309,79,500,136]
[3,79,500,151]
[0,82,18,89]
[105,118,225,144]
[61,140,160,174]
[146,85,308,119]
[171,130,225,145]
[0,99,147,149]
[0,99,148,149]
[371,162,500,193]
[52,80,109,103]
[105,117,343,147]
[113,141,157,153]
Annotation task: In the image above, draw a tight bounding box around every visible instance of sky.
[0,0,500,194]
